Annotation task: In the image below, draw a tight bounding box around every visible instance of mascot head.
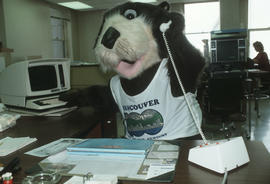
[94,1,184,79]
[94,1,205,96]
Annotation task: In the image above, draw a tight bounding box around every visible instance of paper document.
[0,137,37,156]
[68,156,145,178]
[25,138,84,157]
[147,151,179,159]
[6,106,77,117]
[64,176,84,184]
[146,164,175,179]
[0,103,5,112]
[39,140,179,182]
[0,112,20,132]
[137,141,179,180]
[158,144,179,151]
[40,150,146,180]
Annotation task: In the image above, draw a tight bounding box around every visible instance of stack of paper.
[40,140,179,181]
[0,137,37,156]
[66,138,154,157]
[25,138,84,157]
[6,106,77,117]
[0,113,20,132]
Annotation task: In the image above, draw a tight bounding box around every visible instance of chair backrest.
[207,77,243,114]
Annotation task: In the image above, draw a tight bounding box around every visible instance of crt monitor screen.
[28,65,57,91]
[217,40,238,62]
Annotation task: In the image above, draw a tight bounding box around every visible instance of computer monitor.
[210,29,247,65]
[0,58,70,110]
[216,39,239,62]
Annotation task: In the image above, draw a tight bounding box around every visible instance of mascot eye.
[123,9,137,20]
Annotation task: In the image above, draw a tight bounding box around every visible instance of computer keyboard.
[39,98,65,106]
[29,96,67,110]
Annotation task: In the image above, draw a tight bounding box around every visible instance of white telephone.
[159,21,249,177]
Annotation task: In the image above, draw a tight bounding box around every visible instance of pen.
[0,157,20,176]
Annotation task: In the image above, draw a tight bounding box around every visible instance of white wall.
[0,0,6,47]
[220,0,248,30]
[2,0,79,62]
[70,12,80,60]
[77,10,104,62]
[3,0,52,61]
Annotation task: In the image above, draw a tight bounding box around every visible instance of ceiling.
[44,0,209,11]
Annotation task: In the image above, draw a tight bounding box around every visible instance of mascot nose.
[101,27,120,49]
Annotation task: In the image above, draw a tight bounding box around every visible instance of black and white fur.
[61,1,205,130]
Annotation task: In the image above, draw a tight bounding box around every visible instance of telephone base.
[188,136,250,174]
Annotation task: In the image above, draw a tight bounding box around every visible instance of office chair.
[259,73,270,94]
[243,73,269,139]
[206,77,243,138]
[248,71,270,118]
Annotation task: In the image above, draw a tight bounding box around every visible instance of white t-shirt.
[110,58,202,140]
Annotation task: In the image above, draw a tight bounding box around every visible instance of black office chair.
[205,77,243,138]
[248,71,270,118]
[244,73,270,139]
[260,73,270,94]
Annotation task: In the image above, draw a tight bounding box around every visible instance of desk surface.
[0,110,270,184]
[247,69,270,78]
[122,140,270,184]
[0,107,100,144]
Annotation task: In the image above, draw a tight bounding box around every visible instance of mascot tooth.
[60,1,206,140]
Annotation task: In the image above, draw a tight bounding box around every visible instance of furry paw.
[59,90,87,107]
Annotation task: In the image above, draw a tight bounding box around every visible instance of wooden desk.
[0,110,270,184]
[122,140,270,184]
[246,68,270,76]
[0,107,116,181]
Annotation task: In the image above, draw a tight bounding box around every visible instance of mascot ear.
[161,11,205,96]
[158,1,170,11]
[169,12,185,32]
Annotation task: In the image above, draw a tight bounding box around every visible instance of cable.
[221,168,228,184]
[160,21,208,144]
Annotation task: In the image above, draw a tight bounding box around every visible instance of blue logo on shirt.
[124,109,164,137]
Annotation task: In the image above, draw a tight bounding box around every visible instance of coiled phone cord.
[160,21,208,144]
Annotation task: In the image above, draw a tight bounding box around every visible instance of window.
[184,2,220,55]
[50,8,73,59]
[51,17,65,58]
[248,0,270,29]
[248,0,270,58]
[249,30,270,58]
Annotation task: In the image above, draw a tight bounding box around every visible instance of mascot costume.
[61,1,205,140]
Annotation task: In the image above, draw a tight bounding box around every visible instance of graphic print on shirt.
[124,109,164,137]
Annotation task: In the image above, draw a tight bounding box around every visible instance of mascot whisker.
[60,1,205,140]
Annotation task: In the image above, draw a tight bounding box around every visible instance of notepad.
[67,138,154,156]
